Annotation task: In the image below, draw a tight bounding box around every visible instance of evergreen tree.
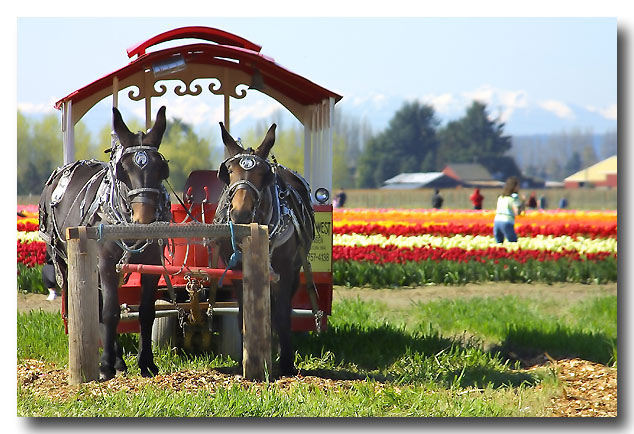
[356,101,439,187]
[564,151,582,177]
[159,119,219,193]
[437,101,519,180]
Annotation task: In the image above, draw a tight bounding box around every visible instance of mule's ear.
[255,123,276,160]
[219,122,243,157]
[113,107,134,145]
[145,106,167,148]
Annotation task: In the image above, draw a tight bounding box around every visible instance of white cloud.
[349,92,387,109]
[231,99,282,126]
[585,103,617,120]
[462,85,495,106]
[417,85,529,123]
[17,98,58,115]
[420,93,456,114]
[539,99,574,119]
[460,85,528,122]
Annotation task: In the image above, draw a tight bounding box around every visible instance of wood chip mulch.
[17,360,371,403]
[18,357,617,417]
[529,358,618,417]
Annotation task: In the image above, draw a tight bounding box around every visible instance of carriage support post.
[66,227,100,384]
[241,223,272,380]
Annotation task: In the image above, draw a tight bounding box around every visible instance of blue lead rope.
[218,221,242,288]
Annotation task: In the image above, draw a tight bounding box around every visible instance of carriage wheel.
[151,299,180,349]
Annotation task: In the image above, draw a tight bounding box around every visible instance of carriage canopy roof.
[54,26,342,122]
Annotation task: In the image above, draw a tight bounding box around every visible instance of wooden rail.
[65,222,271,383]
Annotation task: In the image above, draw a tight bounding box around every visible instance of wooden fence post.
[241,223,272,380]
[66,227,100,384]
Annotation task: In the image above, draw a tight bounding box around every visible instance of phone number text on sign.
[308,212,332,272]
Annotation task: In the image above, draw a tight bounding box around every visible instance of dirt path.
[333,281,617,309]
[18,282,617,314]
[17,293,62,313]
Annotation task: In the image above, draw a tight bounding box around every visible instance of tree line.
[17,111,221,196]
[17,109,369,196]
[355,101,520,188]
[511,129,617,183]
[18,100,615,196]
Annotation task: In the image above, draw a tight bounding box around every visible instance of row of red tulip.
[334,222,617,239]
[333,244,615,265]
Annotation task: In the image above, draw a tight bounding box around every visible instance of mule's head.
[218,122,276,224]
[112,106,169,224]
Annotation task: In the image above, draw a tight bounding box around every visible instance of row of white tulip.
[333,233,617,255]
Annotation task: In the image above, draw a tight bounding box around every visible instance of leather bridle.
[219,152,273,223]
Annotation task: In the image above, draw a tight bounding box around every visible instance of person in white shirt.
[493,176,524,243]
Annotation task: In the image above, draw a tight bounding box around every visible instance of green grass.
[17,380,552,417]
[17,264,47,295]
[333,258,618,287]
[17,292,616,417]
[406,294,617,365]
[17,310,68,364]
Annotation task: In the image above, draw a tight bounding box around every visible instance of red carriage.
[53,26,342,359]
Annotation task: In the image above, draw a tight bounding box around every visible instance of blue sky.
[16,15,617,137]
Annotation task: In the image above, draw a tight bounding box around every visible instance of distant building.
[545,180,565,189]
[564,155,617,188]
[382,172,463,189]
[442,163,503,188]
[520,175,546,189]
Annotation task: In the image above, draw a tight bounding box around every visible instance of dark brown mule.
[39,106,170,380]
[214,122,315,376]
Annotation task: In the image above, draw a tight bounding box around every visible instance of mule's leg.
[137,247,161,377]
[97,285,127,375]
[98,257,122,381]
[138,273,159,377]
[114,339,127,374]
[271,279,296,376]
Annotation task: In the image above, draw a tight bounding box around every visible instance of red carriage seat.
[183,170,224,205]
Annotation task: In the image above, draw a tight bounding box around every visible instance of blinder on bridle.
[218,149,274,221]
[110,132,170,205]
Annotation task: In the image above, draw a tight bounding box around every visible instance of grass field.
[17,286,616,417]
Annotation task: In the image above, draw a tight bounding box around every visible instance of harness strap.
[218,221,242,288]
[165,179,198,222]
[160,252,178,306]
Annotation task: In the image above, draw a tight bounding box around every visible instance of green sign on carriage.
[308,210,332,273]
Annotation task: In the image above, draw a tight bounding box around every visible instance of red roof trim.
[126,26,262,58]
[55,36,341,111]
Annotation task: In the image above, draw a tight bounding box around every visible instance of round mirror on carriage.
[315,187,330,204]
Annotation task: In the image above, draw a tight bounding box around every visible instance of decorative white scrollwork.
[174,80,203,97]
[125,75,252,101]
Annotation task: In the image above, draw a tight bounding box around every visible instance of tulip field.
[332,208,617,287]
[17,205,617,292]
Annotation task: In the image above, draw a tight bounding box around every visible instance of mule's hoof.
[140,363,159,378]
[114,361,127,375]
[280,365,298,377]
[99,371,115,382]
